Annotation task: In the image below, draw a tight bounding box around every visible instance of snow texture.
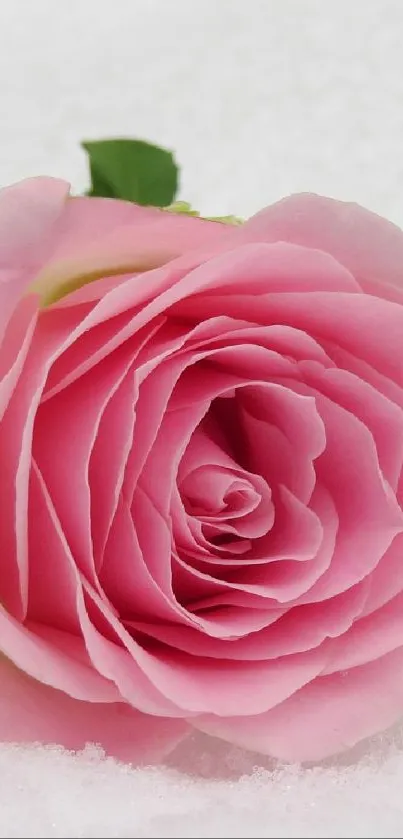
[1,0,403,836]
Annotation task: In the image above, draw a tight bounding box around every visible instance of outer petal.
[0,655,187,763]
[194,646,403,763]
[0,176,69,268]
[0,177,68,338]
[242,192,403,293]
[31,194,235,304]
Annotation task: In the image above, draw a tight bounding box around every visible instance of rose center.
[182,469,262,519]
[177,398,275,555]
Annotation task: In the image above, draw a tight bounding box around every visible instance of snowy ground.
[1,1,403,836]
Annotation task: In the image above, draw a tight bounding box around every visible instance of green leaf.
[82,138,179,206]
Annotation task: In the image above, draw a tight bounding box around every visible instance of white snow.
[1,0,403,835]
[3,730,403,838]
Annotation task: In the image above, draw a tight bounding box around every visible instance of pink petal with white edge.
[8,462,119,702]
[100,495,180,623]
[0,607,117,704]
[89,369,137,566]
[0,177,69,401]
[173,239,360,298]
[0,655,187,763]
[30,464,182,718]
[27,461,85,635]
[0,178,68,341]
[33,342,138,588]
[44,311,163,404]
[263,292,403,387]
[0,177,69,265]
[242,192,403,292]
[0,305,88,619]
[321,342,403,413]
[323,590,403,674]
[194,646,403,762]
[0,297,38,422]
[238,384,325,505]
[359,534,403,616]
[299,361,403,491]
[296,388,403,601]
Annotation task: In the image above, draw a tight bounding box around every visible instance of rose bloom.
[1,177,403,764]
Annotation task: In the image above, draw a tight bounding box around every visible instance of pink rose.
[1,177,403,764]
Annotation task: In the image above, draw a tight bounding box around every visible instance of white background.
[1,1,403,836]
[2,0,403,225]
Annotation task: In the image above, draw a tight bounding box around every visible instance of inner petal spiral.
[178,412,275,557]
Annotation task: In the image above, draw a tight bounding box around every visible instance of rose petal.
[43,313,165,402]
[174,284,403,391]
[0,296,38,422]
[171,240,360,304]
[265,293,403,387]
[30,465,182,717]
[299,361,403,491]
[128,641,331,716]
[320,342,403,412]
[0,655,187,763]
[360,534,403,616]
[0,608,117,703]
[194,646,403,762]
[235,483,323,565]
[179,421,274,540]
[32,195,233,304]
[33,342,138,588]
[131,581,368,661]
[0,176,68,276]
[128,487,278,638]
[243,192,403,292]
[323,590,403,674]
[100,494,179,623]
[173,484,336,605]
[297,389,403,601]
[0,305,86,618]
[238,383,325,504]
[47,240,358,364]
[28,461,83,634]
[89,369,137,565]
